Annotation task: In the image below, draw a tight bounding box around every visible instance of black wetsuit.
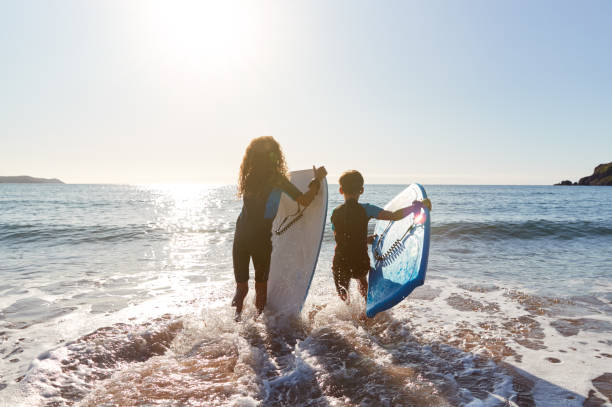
[330,199,372,296]
[233,175,301,283]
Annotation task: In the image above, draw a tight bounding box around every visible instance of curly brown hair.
[238,136,288,197]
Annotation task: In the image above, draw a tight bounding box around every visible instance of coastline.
[0,176,64,184]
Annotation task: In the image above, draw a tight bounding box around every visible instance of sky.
[1,0,611,184]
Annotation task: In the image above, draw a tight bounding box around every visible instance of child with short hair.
[330,170,431,302]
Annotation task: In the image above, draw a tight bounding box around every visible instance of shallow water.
[0,184,611,406]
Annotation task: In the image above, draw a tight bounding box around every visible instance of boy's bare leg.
[333,268,350,303]
[232,282,248,316]
[357,276,369,320]
[338,287,349,303]
[357,276,368,302]
[335,282,350,303]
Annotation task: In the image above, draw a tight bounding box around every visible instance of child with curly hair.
[233,136,326,317]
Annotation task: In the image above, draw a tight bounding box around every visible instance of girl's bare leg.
[255,282,267,315]
[232,282,249,316]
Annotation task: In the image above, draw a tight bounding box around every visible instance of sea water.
[0,184,611,406]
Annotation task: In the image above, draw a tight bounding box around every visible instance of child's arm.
[376,198,432,221]
[296,166,327,207]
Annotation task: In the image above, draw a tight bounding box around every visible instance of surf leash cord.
[274,168,322,236]
[274,204,306,235]
[373,221,419,266]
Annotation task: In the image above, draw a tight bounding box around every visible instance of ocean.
[1,184,611,406]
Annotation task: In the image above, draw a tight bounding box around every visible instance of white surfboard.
[266,169,328,316]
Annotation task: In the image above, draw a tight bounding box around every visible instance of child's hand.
[367,234,378,245]
[412,198,432,212]
[313,165,327,180]
[421,198,432,211]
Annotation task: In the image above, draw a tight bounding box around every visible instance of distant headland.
[555,162,612,186]
[0,176,65,184]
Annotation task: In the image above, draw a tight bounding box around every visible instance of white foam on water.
[3,281,229,406]
[4,269,611,406]
[401,275,612,406]
[231,396,259,407]
[509,321,612,406]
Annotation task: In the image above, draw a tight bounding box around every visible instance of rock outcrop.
[555,162,612,186]
[0,176,64,184]
[578,162,612,186]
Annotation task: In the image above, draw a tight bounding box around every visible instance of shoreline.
[2,276,610,406]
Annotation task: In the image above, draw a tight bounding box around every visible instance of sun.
[137,0,263,73]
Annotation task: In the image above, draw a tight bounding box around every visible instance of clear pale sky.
[1,1,611,184]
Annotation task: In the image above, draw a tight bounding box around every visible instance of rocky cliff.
[555,162,612,186]
[578,162,612,185]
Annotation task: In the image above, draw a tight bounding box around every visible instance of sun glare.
[139,0,262,73]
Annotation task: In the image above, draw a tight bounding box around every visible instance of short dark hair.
[339,170,364,194]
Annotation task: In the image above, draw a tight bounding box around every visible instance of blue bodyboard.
[366,184,431,318]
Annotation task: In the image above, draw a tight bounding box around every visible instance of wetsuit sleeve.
[277,176,303,201]
[330,208,337,231]
[263,176,304,219]
[360,203,383,219]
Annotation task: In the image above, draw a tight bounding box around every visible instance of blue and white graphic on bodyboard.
[266,170,328,316]
[367,184,431,318]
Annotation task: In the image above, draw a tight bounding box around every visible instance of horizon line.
[1,182,576,187]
